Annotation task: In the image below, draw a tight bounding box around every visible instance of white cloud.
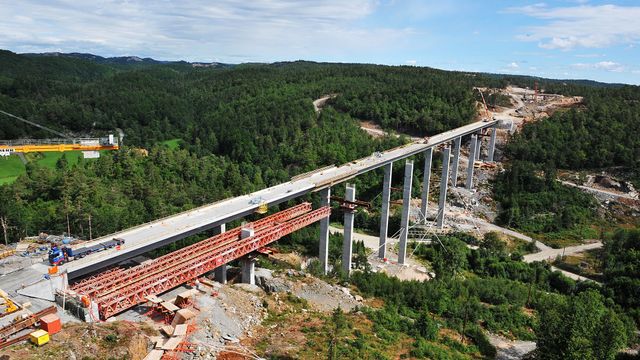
[0,0,414,62]
[572,61,625,72]
[509,4,640,50]
[405,60,417,65]
[507,62,519,69]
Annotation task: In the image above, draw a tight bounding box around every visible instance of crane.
[0,110,119,157]
[475,88,492,120]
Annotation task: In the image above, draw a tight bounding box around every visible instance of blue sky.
[1,0,639,84]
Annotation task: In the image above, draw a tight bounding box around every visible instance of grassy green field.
[161,138,182,150]
[0,155,26,185]
[0,151,85,185]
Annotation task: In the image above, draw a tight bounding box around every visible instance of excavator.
[0,110,119,158]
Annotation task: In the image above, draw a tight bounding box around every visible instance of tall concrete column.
[342,184,356,274]
[214,264,228,284]
[436,147,451,229]
[420,148,433,220]
[398,160,414,265]
[488,124,497,162]
[467,135,478,190]
[241,256,256,285]
[319,187,331,274]
[450,137,461,187]
[378,163,393,259]
[475,131,482,161]
[214,223,227,283]
[240,228,255,284]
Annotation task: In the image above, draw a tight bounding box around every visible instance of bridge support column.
[450,137,461,187]
[241,256,256,285]
[398,160,414,265]
[240,227,256,284]
[488,124,497,162]
[342,184,356,275]
[467,135,478,190]
[437,147,451,229]
[378,163,392,259]
[420,149,432,220]
[214,223,227,283]
[475,131,482,161]
[319,187,331,274]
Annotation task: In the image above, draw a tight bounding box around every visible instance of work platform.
[61,120,500,279]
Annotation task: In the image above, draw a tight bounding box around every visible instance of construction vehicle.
[0,110,119,158]
[48,238,125,265]
[0,290,18,316]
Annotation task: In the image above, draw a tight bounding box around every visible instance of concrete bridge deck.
[62,120,499,279]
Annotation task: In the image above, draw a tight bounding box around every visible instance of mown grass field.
[0,155,25,185]
[0,151,85,185]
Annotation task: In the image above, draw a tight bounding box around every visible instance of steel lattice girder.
[72,203,312,297]
[71,267,126,294]
[97,206,330,319]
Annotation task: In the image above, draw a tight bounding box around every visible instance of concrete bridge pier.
[240,227,256,284]
[214,223,227,283]
[467,135,478,190]
[450,137,461,187]
[214,265,228,284]
[488,124,497,162]
[475,131,482,161]
[241,256,256,285]
[342,184,356,275]
[436,147,451,229]
[319,187,331,274]
[398,160,414,265]
[420,148,433,220]
[378,163,393,259]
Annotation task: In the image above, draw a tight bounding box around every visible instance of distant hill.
[22,51,233,69]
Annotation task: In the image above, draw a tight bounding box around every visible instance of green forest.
[1,51,640,358]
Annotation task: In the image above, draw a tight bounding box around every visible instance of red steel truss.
[96,206,330,319]
[71,203,312,297]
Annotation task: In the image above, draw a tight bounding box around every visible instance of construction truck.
[48,238,125,265]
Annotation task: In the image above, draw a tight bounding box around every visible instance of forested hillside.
[0,50,481,242]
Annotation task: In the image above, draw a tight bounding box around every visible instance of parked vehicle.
[47,238,125,265]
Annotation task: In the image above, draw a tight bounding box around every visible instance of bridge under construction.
[15,119,504,320]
